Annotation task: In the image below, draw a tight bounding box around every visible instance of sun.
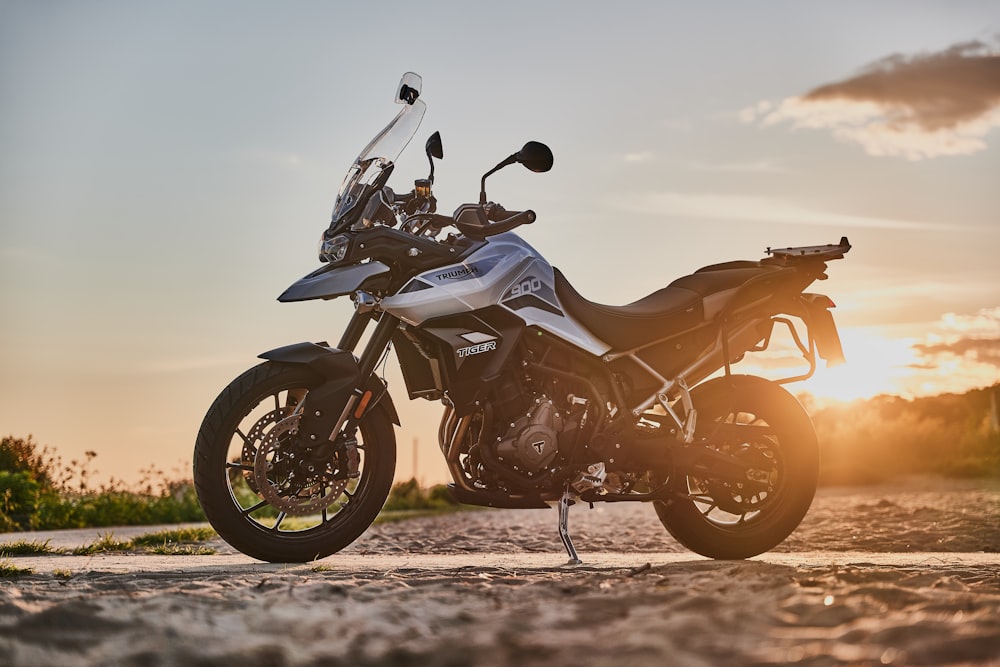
[798,330,919,402]
[735,327,921,403]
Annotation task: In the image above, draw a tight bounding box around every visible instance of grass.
[0,534,218,576]
[0,560,33,577]
[0,539,59,556]
[131,527,217,555]
[61,528,219,556]
[70,533,135,555]
[0,528,219,560]
[129,527,216,547]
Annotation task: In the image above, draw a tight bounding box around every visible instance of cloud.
[742,40,1000,160]
[623,151,655,163]
[690,158,787,174]
[611,191,960,231]
[911,307,1000,368]
[913,337,1000,364]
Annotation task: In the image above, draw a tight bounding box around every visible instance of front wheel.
[193,361,396,562]
[654,374,818,559]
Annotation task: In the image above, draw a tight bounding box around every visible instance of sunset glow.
[798,330,921,402]
[741,307,1000,404]
[1,3,998,486]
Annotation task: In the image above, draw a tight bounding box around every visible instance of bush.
[810,385,1000,485]
[382,478,458,512]
[0,434,205,530]
[0,471,41,531]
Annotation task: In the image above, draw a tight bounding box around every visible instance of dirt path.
[2,478,998,666]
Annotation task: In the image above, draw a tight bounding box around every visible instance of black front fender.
[259,342,400,427]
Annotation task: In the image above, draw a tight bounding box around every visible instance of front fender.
[259,342,400,427]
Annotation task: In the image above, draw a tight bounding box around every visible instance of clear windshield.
[331,98,426,222]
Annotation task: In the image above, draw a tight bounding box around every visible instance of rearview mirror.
[479,140,554,204]
[516,141,553,173]
[425,131,443,183]
[425,131,443,159]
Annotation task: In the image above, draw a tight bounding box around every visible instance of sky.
[1,1,998,486]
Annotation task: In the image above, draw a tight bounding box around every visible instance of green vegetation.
[805,384,1000,485]
[377,477,466,523]
[66,529,216,556]
[0,539,57,556]
[69,533,136,555]
[129,527,216,547]
[382,477,459,512]
[131,527,217,555]
[0,435,204,531]
[3,383,993,534]
[0,433,463,531]
[0,561,33,577]
[0,528,218,557]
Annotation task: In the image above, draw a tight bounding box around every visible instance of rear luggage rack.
[766,236,851,263]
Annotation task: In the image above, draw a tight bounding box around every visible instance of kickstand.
[558,488,583,565]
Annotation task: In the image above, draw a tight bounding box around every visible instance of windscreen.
[331,99,426,222]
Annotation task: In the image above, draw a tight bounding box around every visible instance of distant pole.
[412,437,419,484]
[990,387,999,433]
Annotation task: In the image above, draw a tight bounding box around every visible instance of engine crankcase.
[495,398,562,473]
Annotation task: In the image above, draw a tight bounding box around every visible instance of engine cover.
[495,399,562,473]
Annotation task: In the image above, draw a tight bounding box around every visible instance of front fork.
[259,309,401,449]
[325,310,401,440]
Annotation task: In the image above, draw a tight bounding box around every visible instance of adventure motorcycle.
[194,72,851,564]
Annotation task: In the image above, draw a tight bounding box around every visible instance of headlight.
[318,233,350,263]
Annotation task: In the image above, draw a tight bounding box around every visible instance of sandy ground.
[1,477,998,666]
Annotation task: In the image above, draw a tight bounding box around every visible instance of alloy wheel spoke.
[242,500,268,516]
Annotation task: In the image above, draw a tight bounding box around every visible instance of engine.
[449,337,600,491]
[495,398,562,474]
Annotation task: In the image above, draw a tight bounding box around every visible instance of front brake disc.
[252,414,348,516]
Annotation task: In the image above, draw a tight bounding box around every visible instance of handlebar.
[453,203,535,240]
[402,203,535,240]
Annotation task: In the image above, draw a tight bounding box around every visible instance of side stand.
[558,488,582,565]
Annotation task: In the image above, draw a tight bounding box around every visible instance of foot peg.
[558,488,582,565]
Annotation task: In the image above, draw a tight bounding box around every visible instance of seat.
[553,265,781,351]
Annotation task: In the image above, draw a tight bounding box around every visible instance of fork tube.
[357,313,400,378]
[327,313,400,440]
[337,311,374,352]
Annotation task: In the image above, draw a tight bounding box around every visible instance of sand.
[2,477,998,666]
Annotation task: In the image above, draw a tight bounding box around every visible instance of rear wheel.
[654,374,818,559]
[193,361,396,562]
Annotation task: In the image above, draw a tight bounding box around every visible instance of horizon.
[2,2,998,486]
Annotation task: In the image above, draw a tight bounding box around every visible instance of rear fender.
[800,294,846,367]
[259,343,400,441]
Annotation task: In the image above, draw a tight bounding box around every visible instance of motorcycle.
[194,72,851,564]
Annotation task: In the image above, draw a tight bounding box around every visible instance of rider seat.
[553,264,783,351]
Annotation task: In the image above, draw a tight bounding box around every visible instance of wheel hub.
[252,414,349,516]
[704,441,779,515]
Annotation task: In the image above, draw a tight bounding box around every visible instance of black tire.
[653,374,818,559]
[193,361,396,562]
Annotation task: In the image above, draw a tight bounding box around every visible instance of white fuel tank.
[381,233,610,356]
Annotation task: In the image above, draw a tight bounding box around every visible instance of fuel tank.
[381,233,610,356]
